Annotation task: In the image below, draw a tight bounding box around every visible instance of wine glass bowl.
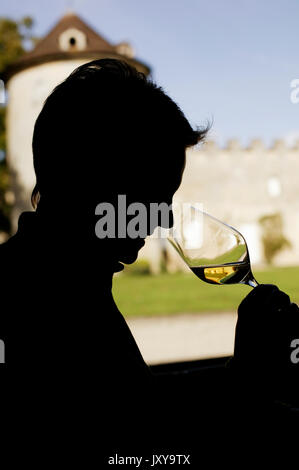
[168,206,258,288]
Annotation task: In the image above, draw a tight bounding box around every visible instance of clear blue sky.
[2,0,299,146]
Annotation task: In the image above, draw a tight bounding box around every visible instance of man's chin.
[118,252,139,265]
[117,239,145,265]
[114,262,125,273]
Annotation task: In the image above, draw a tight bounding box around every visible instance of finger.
[238,284,279,315]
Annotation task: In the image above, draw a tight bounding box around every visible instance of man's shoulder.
[0,235,14,256]
[0,234,26,280]
[0,234,20,257]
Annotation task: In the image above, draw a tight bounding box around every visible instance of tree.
[0,16,37,73]
[259,212,291,264]
[0,16,36,235]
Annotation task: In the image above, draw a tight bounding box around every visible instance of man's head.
[32,58,209,265]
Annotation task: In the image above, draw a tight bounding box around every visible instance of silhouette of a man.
[0,60,209,422]
[0,59,298,453]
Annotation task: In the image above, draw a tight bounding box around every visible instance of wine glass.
[167,205,259,288]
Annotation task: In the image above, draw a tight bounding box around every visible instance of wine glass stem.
[247,278,259,288]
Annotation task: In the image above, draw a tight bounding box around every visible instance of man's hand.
[232,284,299,404]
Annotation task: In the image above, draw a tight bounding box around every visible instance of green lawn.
[112,266,299,318]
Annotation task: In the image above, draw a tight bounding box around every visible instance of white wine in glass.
[168,206,259,288]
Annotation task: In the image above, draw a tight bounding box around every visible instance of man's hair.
[31,58,209,208]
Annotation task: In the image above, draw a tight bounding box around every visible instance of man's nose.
[165,209,174,229]
[147,205,174,235]
[158,206,174,229]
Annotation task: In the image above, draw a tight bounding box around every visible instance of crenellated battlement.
[200,138,299,153]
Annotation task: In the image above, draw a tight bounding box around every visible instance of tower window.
[59,28,86,51]
[267,177,281,197]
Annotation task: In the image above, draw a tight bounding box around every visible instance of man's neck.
[19,209,123,277]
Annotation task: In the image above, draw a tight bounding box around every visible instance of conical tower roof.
[4,11,150,80]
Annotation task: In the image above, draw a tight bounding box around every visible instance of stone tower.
[3,11,150,228]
